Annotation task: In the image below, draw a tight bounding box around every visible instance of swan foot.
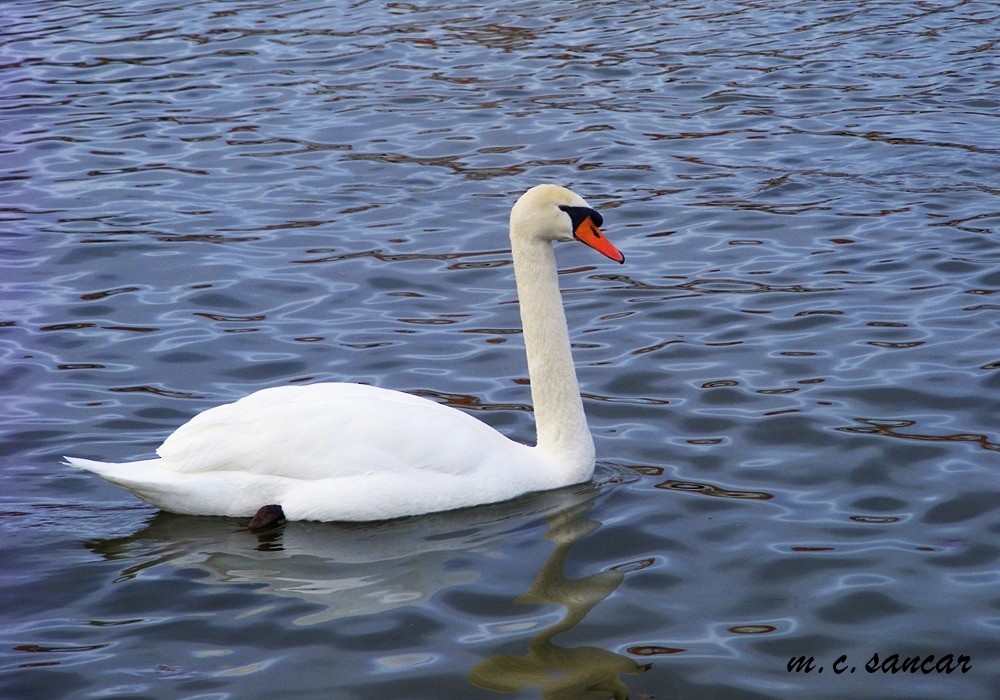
[248,504,285,531]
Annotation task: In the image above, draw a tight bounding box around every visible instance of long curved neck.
[510,229,595,478]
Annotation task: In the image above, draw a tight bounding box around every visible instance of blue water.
[2,1,998,698]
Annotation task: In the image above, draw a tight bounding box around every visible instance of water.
[2,0,999,697]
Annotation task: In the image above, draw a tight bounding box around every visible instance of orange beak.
[574,216,625,264]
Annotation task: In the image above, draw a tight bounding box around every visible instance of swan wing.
[156,383,522,480]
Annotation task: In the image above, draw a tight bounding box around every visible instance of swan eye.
[558,205,604,230]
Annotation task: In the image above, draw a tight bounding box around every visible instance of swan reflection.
[86,473,644,695]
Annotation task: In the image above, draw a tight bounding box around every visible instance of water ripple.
[3,0,999,698]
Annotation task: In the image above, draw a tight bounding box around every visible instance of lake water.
[2,0,998,698]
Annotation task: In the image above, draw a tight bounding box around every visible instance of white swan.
[66,184,624,523]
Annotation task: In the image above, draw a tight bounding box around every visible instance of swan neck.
[510,229,595,476]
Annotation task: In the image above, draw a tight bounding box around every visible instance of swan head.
[510,184,624,264]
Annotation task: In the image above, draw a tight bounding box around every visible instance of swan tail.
[65,455,278,518]
[64,456,190,510]
[64,456,163,482]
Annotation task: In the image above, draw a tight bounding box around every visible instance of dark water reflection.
[3,0,999,698]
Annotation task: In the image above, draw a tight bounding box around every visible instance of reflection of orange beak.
[574,216,625,264]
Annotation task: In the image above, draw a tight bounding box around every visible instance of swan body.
[66,184,624,522]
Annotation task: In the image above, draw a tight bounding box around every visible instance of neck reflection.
[470,501,648,699]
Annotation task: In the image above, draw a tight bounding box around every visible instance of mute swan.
[66,184,624,523]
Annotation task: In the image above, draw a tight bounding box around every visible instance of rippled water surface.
[3,1,999,698]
